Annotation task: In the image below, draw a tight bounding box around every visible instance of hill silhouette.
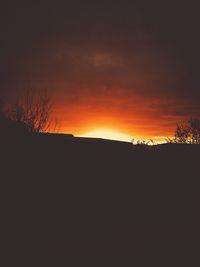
[1,132,200,265]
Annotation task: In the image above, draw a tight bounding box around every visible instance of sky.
[1,0,200,141]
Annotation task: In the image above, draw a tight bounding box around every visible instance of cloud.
[1,0,200,137]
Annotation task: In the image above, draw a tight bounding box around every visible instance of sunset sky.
[1,1,200,142]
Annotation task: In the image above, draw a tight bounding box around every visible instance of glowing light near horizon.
[80,128,132,142]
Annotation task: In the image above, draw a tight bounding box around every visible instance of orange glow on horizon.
[79,128,132,142]
[51,92,183,144]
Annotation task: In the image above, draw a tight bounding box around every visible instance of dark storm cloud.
[0,0,199,114]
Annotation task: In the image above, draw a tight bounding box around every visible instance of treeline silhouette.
[1,93,200,265]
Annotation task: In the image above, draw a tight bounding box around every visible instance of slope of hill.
[1,133,200,263]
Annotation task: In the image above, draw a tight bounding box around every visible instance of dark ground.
[1,133,200,266]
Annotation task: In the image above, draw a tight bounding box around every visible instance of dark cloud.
[0,0,200,136]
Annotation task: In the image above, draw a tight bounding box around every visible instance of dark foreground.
[1,133,200,266]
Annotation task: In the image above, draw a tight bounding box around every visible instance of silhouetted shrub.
[173,118,200,144]
[7,91,53,134]
[0,91,55,138]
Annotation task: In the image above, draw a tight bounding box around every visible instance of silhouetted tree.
[174,118,200,144]
[8,91,53,133]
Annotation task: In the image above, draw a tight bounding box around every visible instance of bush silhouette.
[9,91,52,133]
[0,91,53,137]
[174,118,200,144]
